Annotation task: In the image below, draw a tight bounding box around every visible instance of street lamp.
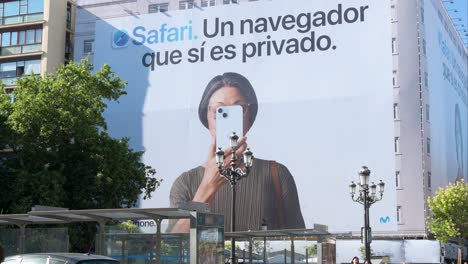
[216,132,253,263]
[349,166,385,261]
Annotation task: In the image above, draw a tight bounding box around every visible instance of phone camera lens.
[217,108,223,114]
[222,113,228,118]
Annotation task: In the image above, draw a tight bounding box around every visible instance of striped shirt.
[169,158,305,231]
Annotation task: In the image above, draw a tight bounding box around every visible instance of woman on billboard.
[169,72,305,232]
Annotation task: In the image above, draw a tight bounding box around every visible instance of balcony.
[0,74,40,87]
[0,44,42,56]
[1,13,44,26]
[0,76,18,86]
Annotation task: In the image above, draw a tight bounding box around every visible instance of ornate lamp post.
[349,166,385,261]
[216,132,253,263]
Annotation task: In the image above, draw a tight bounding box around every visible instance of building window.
[0,29,42,47]
[0,59,41,86]
[427,138,431,154]
[3,2,19,17]
[24,59,40,74]
[1,32,11,46]
[427,172,431,188]
[424,72,428,88]
[397,206,402,223]
[0,28,42,55]
[0,62,17,78]
[420,7,425,23]
[83,40,94,54]
[65,32,72,61]
[425,104,430,122]
[66,3,72,29]
[223,0,238,4]
[0,0,44,18]
[149,3,169,13]
[392,70,399,87]
[393,103,399,120]
[390,4,397,21]
[394,137,400,153]
[200,0,216,7]
[396,171,400,188]
[179,0,194,10]
[26,29,35,44]
[422,39,427,56]
[392,38,397,54]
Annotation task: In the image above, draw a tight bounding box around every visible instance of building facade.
[0,0,75,95]
[73,0,467,262]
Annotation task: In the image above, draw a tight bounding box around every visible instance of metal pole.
[98,221,106,255]
[263,236,267,264]
[19,224,26,254]
[122,236,126,264]
[156,219,162,264]
[291,238,295,264]
[178,235,183,264]
[363,187,370,261]
[305,248,308,264]
[248,238,253,264]
[231,183,236,264]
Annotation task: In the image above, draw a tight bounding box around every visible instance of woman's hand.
[171,137,247,233]
[193,137,247,204]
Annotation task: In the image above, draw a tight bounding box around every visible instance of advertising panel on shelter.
[83,0,397,232]
[423,0,468,193]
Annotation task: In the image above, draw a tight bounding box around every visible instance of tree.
[224,241,241,251]
[427,179,468,264]
[306,244,317,256]
[0,60,160,251]
[359,245,374,260]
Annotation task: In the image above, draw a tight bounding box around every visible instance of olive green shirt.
[169,158,305,231]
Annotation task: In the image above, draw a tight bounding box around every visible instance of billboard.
[423,0,468,192]
[86,0,396,232]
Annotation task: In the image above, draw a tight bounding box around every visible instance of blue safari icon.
[112,30,129,48]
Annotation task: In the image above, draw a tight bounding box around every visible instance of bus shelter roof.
[0,208,194,226]
[225,224,332,240]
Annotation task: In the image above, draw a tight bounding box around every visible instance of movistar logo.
[112,30,130,48]
[380,216,390,223]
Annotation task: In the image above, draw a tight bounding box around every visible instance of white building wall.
[393,0,426,232]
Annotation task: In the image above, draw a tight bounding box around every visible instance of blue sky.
[443,0,468,46]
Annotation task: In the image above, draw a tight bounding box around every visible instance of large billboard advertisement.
[423,0,468,192]
[86,0,396,232]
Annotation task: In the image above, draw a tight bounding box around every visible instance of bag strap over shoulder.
[271,160,286,228]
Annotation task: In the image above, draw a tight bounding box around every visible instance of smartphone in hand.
[216,105,243,151]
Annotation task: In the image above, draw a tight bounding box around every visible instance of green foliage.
[358,245,374,260]
[224,241,241,251]
[243,240,271,255]
[0,60,160,251]
[306,244,317,256]
[118,220,139,234]
[24,228,68,253]
[427,179,468,247]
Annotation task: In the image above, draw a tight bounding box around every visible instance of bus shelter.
[0,207,224,264]
[0,208,335,263]
[225,225,336,264]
